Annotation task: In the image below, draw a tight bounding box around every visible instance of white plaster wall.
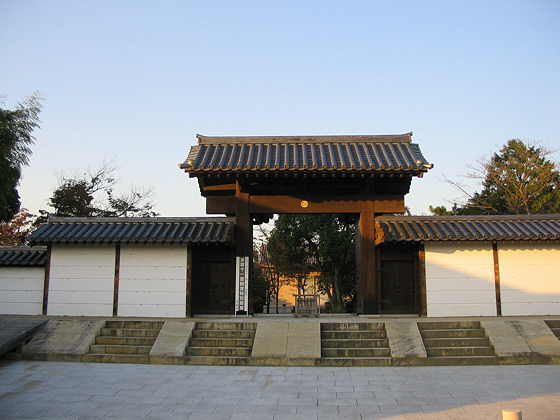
[498,244,560,316]
[425,243,497,317]
[48,246,115,316]
[0,267,44,315]
[118,246,187,317]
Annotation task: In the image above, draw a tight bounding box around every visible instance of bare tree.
[47,160,157,217]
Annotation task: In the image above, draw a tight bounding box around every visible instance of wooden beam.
[202,183,236,192]
[206,194,404,215]
[493,242,502,316]
[42,245,51,316]
[207,196,235,214]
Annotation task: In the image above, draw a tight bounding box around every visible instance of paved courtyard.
[0,361,559,419]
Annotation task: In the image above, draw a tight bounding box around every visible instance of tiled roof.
[28,217,235,245]
[0,246,47,267]
[376,214,560,243]
[181,133,432,175]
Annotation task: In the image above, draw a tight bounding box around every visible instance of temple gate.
[181,134,432,314]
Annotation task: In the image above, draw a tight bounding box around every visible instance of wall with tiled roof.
[377,214,560,243]
[28,217,234,245]
[0,246,47,267]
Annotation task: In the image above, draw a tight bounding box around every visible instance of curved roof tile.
[377,214,560,243]
[181,133,432,176]
[28,217,235,245]
[0,247,47,267]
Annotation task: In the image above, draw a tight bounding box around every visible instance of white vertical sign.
[235,256,249,316]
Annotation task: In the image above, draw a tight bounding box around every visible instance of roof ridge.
[196,133,413,144]
[0,246,47,251]
[377,214,560,221]
[46,216,236,223]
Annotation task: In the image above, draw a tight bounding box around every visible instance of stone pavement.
[0,361,559,419]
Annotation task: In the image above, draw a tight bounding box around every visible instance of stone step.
[184,356,251,366]
[321,338,389,348]
[545,320,560,328]
[188,338,254,348]
[105,320,164,330]
[318,357,392,367]
[82,353,150,364]
[89,344,151,355]
[185,347,252,357]
[418,321,482,330]
[194,322,257,331]
[95,336,156,346]
[321,330,387,340]
[185,322,256,365]
[423,337,490,348]
[545,321,560,338]
[426,346,495,357]
[321,322,385,331]
[100,328,160,338]
[550,329,560,339]
[322,347,391,358]
[85,320,163,362]
[422,356,499,366]
[420,329,486,339]
[191,330,255,339]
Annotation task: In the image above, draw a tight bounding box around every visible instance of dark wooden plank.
[113,243,120,317]
[186,247,193,317]
[42,245,51,315]
[493,242,502,316]
[0,318,48,355]
[418,246,427,317]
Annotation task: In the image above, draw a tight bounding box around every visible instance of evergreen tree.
[268,214,356,312]
[0,93,42,222]
[432,139,560,215]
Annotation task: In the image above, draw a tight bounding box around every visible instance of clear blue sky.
[2,1,559,217]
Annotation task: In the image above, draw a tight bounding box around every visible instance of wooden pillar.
[42,245,52,316]
[235,180,252,314]
[186,247,193,317]
[493,242,502,316]
[418,245,427,316]
[358,200,377,314]
[112,243,121,317]
[235,180,252,258]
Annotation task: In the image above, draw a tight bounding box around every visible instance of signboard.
[235,256,249,316]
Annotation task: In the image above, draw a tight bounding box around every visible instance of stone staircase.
[418,321,498,365]
[82,320,164,364]
[545,320,560,339]
[320,322,391,366]
[184,322,256,366]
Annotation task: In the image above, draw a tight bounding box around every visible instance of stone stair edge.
[11,317,560,366]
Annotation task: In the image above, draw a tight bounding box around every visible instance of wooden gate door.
[192,246,235,314]
[379,246,418,314]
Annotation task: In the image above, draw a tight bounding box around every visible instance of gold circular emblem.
[301,200,309,208]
